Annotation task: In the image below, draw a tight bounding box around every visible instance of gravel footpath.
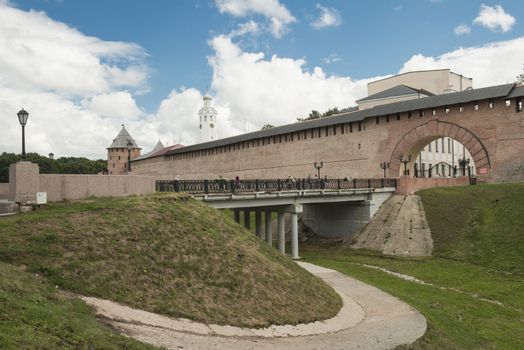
[83,262,426,350]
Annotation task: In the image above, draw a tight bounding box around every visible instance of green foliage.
[261,124,274,130]
[418,183,524,275]
[0,152,107,182]
[297,107,340,122]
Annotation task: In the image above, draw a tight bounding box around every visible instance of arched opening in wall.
[408,137,477,178]
[390,121,490,179]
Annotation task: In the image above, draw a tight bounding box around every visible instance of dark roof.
[357,84,433,102]
[135,144,184,160]
[107,126,140,149]
[159,83,519,157]
[339,106,358,114]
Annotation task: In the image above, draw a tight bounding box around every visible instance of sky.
[0,0,523,159]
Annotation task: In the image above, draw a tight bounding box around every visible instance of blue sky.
[1,0,523,158]
[11,0,524,111]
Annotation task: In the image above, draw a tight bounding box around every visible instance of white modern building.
[358,69,476,177]
[415,138,475,177]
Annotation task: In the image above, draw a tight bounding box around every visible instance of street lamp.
[17,109,29,160]
[48,152,54,160]
[380,162,390,178]
[313,161,323,179]
[399,154,412,176]
[458,157,470,176]
[126,139,133,173]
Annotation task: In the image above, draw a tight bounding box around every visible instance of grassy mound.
[0,194,341,328]
[299,183,524,350]
[0,261,157,349]
[418,182,524,275]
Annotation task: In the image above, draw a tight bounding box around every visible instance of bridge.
[157,178,397,258]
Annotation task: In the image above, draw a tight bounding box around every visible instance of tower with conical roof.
[198,93,218,143]
[107,125,141,175]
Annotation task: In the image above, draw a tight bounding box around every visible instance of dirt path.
[83,262,426,350]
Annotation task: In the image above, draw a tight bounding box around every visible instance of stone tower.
[198,94,218,143]
[107,125,141,175]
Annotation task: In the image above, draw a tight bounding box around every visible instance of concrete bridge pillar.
[291,212,299,259]
[289,203,303,259]
[243,210,251,230]
[277,212,285,254]
[233,209,240,223]
[255,209,263,237]
[265,209,272,245]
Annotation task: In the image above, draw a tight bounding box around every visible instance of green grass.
[418,183,524,275]
[300,183,524,350]
[0,193,341,329]
[0,261,159,350]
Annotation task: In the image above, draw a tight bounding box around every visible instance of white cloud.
[215,0,296,38]
[323,53,342,64]
[207,35,378,137]
[228,20,261,38]
[311,4,342,29]
[454,24,471,35]
[0,6,148,96]
[84,92,143,119]
[473,4,516,32]
[0,3,148,158]
[400,36,524,88]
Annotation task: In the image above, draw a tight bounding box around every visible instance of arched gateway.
[389,120,490,177]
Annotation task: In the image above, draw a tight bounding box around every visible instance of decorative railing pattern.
[156,178,397,194]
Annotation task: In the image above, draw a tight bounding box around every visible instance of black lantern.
[380,162,390,178]
[399,154,412,176]
[313,161,324,179]
[17,109,29,160]
[458,157,470,176]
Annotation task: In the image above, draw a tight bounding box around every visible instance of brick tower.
[107,125,141,175]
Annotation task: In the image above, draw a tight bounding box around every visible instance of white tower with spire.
[198,93,218,143]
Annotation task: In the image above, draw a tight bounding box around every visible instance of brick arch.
[388,120,491,176]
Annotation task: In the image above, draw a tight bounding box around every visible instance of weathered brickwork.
[132,96,524,183]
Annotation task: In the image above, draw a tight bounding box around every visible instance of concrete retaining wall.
[39,174,156,202]
[302,191,393,238]
[396,176,469,195]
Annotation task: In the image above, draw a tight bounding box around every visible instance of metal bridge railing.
[156,178,397,194]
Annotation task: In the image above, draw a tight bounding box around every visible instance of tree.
[517,63,524,85]
[261,124,274,130]
[297,107,340,122]
[0,152,107,182]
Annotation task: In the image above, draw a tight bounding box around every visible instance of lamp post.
[126,139,133,173]
[399,154,412,176]
[379,162,390,178]
[458,157,470,176]
[313,161,323,179]
[17,109,29,160]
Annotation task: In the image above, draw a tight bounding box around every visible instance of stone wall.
[0,183,9,199]
[132,96,524,184]
[39,174,155,202]
[395,176,469,195]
